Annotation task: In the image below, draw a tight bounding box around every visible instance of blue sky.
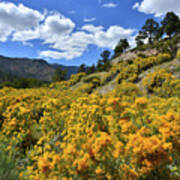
[0,0,180,66]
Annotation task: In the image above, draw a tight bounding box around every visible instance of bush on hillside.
[0,78,46,89]
[0,142,19,180]
[75,83,95,94]
[143,69,180,97]
[69,72,86,86]
[176,49,180,59]
[114,82,140,97]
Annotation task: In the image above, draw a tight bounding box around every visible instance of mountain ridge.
[0,55,79,82]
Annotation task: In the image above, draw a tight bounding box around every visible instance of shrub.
[102,72,118,85]
[116,64,138,84]
[75,83,95,94]
[49,81,70,90]
[176,49,180,59]
[114,82,140,97]
[137,53,147,58]
[155,78,180,98]
[142,69,179,97]
[69,72,86,86]
[0,82,179,179]
[0,142,19,180]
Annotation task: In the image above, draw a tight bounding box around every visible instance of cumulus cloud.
[0,2,44,41]
[40,25,135,60]
[13,13,75,42]
[90,25,135,49]
[0,2,135,60]
[132,3,139,10]
[133,0,180,17]
[102,3,118,8]
[82,25,135,48]
[83,17,96,22]
[39,24,135,60]
[82,24,104,33]
[40,49,84,60]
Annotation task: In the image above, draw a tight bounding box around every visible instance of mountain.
[0,55,79,82]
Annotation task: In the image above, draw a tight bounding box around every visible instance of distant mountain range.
[0,55,79,82]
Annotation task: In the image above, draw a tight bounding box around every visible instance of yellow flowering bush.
[115,53,171,85]
[69,72,86,86]
[143,69,180,97]
[7,90,176,179]
[75,83,95,94]
[83,75,101,88]
[0,51,179,179]
[176,49,180,59]
[102,62,127,85]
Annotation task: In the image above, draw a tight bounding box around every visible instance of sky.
[0,0,180,66]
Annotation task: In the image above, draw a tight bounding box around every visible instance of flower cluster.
[0,52,179,179]
[101,53,171,85]
[176,49,180,59]
[143,69,180,97]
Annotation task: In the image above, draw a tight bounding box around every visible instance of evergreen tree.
[78,64,86,73]
[100,50,111,63]
[86,64,96,74]
[135,31,146,46]
[141,18,160,43]
[52,67,67,82]
[97,50,111,71]
[161,12,180,37]
[114,39,129,56]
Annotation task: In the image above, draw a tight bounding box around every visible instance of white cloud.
[102,3,118,8]
[0,2,44,41]
[39,24,135,60]
[49,31,94,54]
[133,0,180,17]
[39,13,75,46]
[0,2,135,60]
[83,17,96,22]
[93,25,135,49]
[0,27,12,42]
[13,13,75,42]
[82,24,104,33]
[40,50,84,60]
[132,3,139,10]
[12,28,40,42]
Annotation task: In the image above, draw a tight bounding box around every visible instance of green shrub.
[0,142,19,180]
[69,73,86,86]
[116,65,138,84]
[0,78,46,89]
[115,82,140,97]
[102,72,117,85]
[75,83,95,94]
[142,69,180,97]
[155,79,180,98]
[83,76,100,83]
[176,49,180,59]
[137,53,147,58]
[83,76,101,88]
[156,53,171,64]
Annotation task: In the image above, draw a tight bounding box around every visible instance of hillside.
[70,36,180,95]
[0,55,78,82]
[0,37,179,180]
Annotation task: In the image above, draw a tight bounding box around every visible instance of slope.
[0,55,78,82]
